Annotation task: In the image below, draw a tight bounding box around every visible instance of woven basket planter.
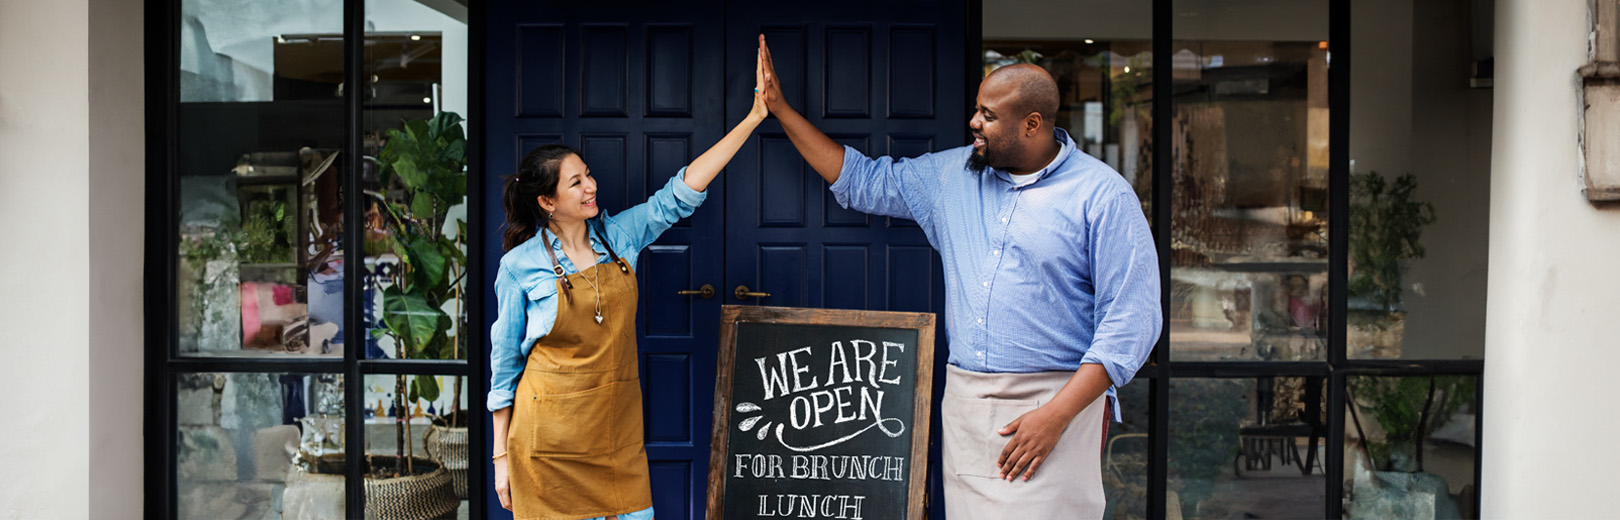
[284,455,459,520]
[425,425,470,499]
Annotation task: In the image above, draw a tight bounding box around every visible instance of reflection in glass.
[1348,0,1490,360]
[1345,375,1477,519]
[363,374,471,516]
[1169,377,1326,519]
[175,372,345,519]
[362,0,471,362]
[1104,381,1151,520]
[981,40,1154,223]
[176,0,345,358]
[1169,0,1331,361]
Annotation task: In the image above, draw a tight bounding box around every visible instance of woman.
[487,52,768,519]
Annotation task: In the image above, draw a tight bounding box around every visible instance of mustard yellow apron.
[508,258,652,520]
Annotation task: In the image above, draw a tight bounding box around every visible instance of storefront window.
[176,0,346,358]
[362,374,472,517]
[1347,0,1489,360]
[1169,0,1331,362]
[1169,377,1326,519]
[163,0,474,517]
[175,372,346,519]
[1344,375,1478,518]
[361,0,471,361]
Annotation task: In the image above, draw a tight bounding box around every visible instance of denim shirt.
[487,169,706,412]
[830,128,1161,414]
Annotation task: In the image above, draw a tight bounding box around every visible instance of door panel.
[485,3,723,519]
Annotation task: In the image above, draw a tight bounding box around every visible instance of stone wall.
[176,373,304,520]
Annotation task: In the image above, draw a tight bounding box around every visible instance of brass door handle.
[676,284,715,299]
[733,285,771,301]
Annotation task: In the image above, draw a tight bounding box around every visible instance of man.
[756,36,1161,518]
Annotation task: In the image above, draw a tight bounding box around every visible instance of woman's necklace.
[577,262,605,324]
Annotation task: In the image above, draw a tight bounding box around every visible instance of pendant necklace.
[578,264,605,324]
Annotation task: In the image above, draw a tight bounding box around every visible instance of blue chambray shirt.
[830,128,1161,415]
[487,168,707,412]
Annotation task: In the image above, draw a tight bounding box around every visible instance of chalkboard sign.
[706,306,936,520]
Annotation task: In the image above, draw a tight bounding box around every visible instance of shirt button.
[982,281,989,287]
[976,351,984,357]
[977,318,984,324]
[1000,217,1007,223]
[992,250,1000,256]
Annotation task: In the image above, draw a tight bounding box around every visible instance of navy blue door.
[722,3,964,517]
[484,2,963,518]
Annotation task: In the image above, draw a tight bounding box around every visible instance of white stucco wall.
[1483,0,1620,517]
[0,0,144,517]
[0,0,93,517]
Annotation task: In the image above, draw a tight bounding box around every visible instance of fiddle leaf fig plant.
[370,112,469,475]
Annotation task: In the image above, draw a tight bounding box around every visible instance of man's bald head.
[984,64,1060,131]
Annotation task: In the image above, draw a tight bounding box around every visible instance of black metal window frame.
[1134,1,1485,519]
[143,0,488,518]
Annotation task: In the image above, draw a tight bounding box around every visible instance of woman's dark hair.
[502,144,578,252]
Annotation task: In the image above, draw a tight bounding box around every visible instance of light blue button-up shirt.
[487,169,707,412]
[830,128,1161,410]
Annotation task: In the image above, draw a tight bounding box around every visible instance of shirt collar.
[544,224,607,253]
[992,127,1077,186]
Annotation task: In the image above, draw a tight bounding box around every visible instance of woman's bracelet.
[492,451,509,461]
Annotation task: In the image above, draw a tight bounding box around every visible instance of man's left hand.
[996,404,1076,481]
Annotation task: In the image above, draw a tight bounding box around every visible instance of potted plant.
[1347,171,1436,358]
[372,111,471,500]
[283,113,468,519]
[1346,376,1474,519]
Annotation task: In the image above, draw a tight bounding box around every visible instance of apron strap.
[591,216,630,274]
[539,227,574,304]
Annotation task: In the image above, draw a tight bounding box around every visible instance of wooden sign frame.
[705,305,936,520]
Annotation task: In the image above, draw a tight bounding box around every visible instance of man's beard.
[966,148,989,174]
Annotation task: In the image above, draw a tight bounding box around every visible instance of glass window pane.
[361,0,471,361]
[1170,0,1331,361]
[1106,380,1151,520]
[1348,0,1489,360]
[983,7,1153,226]
[176,1,346,358]
[1345,375,1478,519]
[363,374,471,517]
[176,372,345,519]
[1169,377,1327,519]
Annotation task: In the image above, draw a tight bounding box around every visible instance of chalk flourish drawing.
[735,402,905,452]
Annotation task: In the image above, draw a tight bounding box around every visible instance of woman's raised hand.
[749,39,769,122]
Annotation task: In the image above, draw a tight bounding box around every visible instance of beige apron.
[942,364,1110,519]
[508,257,653,520]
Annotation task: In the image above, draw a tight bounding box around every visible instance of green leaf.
[405,236,449,289]
[404,119,432,143]
[411,195,437,221]
[394,156,427,189]
[439,235,468,265]
[381,285,443,350]
[415,375,441,402]
[442,138,466,165]
[408,380,419,403]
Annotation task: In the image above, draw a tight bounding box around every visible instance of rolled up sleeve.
[607,167,708,253]
[1078,193,1162,389]
[487,266,528,411]
[829,145,937,222]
